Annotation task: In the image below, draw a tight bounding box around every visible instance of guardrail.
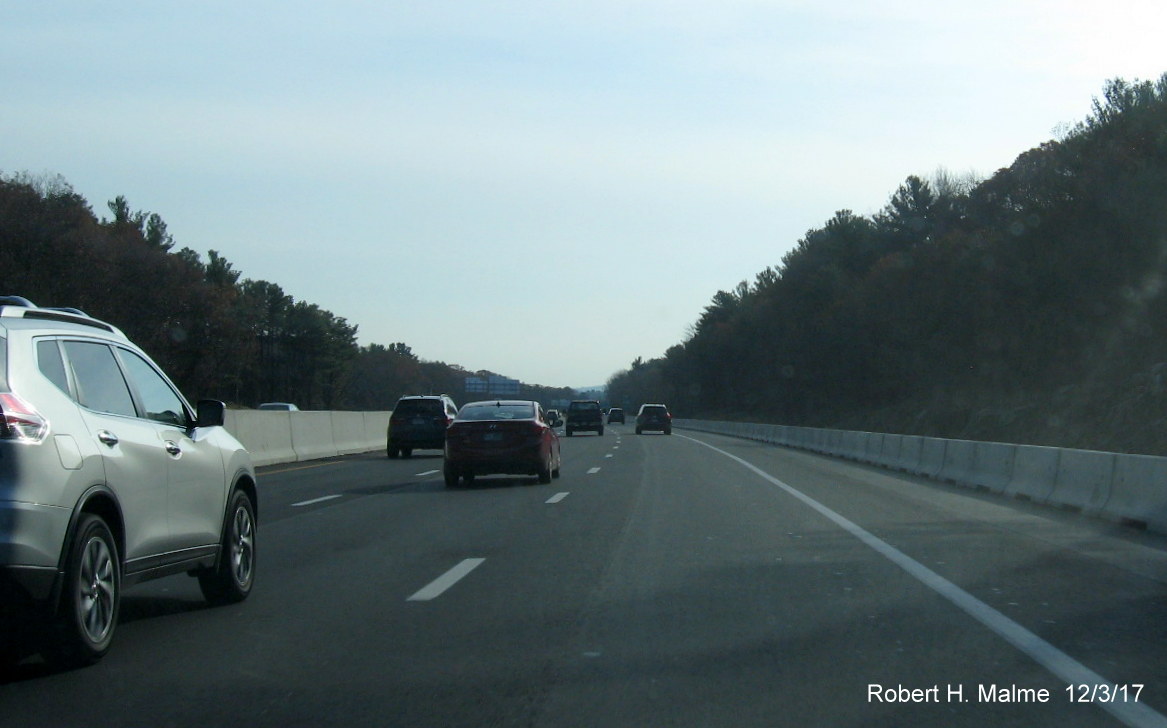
[224,410,391,467]
[674,419,1167,536]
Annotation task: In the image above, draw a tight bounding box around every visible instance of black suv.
[387,395,458,457]
[636,403,672,434]
[565,400,604,436]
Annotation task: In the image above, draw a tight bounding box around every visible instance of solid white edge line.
[407,558,486,602]
[546,492,569,504]
[415,469,441,477]
[290,494,342,507]
[680,434,1167,728]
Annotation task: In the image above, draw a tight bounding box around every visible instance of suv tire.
[199,489,257,606]
[56,514,120,666]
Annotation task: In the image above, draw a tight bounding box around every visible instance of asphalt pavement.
[3,426,1166,727]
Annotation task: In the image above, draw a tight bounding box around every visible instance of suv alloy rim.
[78,535,116,643]
[231,501,255,587]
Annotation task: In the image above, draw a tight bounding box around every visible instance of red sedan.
[443,400,562,487]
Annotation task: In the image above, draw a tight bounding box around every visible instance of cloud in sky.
[2,0,1164,386]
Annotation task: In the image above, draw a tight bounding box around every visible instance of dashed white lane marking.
[684,434,1167,728]
[415,469,440,476]
[587,467,601,474]
[546,492,569,504]
[605,454,613,459]
[291,495,342,507]
[407,558,486,602]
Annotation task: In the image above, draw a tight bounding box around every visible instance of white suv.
[0,297,257,667]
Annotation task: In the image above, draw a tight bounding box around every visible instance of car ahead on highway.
[607,407,625,424]
[443,400,561,487]
[387,394,458,458]
[565,399,604,436]
[0,297,257,667]
[257,401,299,411]
[636,403,672,434]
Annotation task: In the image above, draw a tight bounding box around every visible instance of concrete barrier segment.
[224,410,296,467]
[1050,449,1115,514]
[1006,445,1060,502]
[1106,455,1167,532]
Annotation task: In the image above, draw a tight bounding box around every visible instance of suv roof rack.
[0,295,122,336]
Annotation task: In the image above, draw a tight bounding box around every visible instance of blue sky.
[3,1,1164,387]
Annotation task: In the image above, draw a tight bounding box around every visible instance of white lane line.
[683,435,1167,728]
[587,467,601,474]
[291,494,342,507]
[604,453,614,459]
[407,558,486,602]
[546,492,570,504]
[415,469,440,477]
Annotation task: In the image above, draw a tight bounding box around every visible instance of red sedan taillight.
[445,424,467,447]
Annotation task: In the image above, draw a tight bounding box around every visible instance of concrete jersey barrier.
[225,410,392,467]
[674,419,1167,536]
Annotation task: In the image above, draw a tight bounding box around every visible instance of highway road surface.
[3,425,1166,727]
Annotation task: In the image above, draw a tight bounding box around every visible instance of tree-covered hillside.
[0,176,573,410]
[608,75,1167,455]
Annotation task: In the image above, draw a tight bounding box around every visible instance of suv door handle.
[97,430,119,447]
[164,440,182,457]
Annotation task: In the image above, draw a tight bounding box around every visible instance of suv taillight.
[0,393,49,443]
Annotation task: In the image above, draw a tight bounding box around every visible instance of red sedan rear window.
[458,403,535,421]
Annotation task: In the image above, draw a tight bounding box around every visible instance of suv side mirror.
[196,399,226,428]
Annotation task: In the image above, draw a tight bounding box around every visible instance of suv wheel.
[56,514,120,666]
[199,489,256,606]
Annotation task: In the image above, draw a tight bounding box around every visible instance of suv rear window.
[395,399,442,415]
[36,339,69,393]
[570,402,600,411]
